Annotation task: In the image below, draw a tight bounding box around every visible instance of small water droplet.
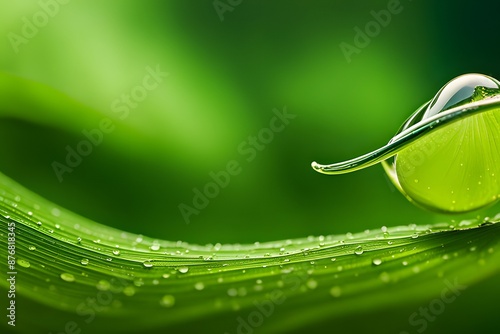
[372,258,382,266]
[160,295,175,307]
[112,249,121,256]
[150,244,160,251]
[178,267,189,274]
[379,272,390,283]
[306,279,318,289]
[60,273,75,282]
[96,280,110,291]
[28,246,36,251]
[123,286,136,296]
[227,288,238,297]
[17,259,30,268]
[194,282,205,291]
[143,260,153,268]
[354,246,364,255]
[80,259,89,266]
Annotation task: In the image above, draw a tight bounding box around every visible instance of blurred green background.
[1,1,500,333]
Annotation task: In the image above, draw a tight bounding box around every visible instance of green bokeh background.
[1,1,499,333]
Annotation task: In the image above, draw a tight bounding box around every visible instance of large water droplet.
[393,74,500,213]
[395,74,500,134]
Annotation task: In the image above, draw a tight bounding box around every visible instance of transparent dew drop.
[354,246,364,255]
[372,258,382,266]
[392,74,500,213]
[143,260,153,268]
[112,250,121,256]
[28,246,36,251]
[178,267,189,274]
[395,74,500,134]
[17,259,30,268]
[150,244,160,251]
[60,273,75,282]
[80,258,89,266]
[194,282,205,291]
